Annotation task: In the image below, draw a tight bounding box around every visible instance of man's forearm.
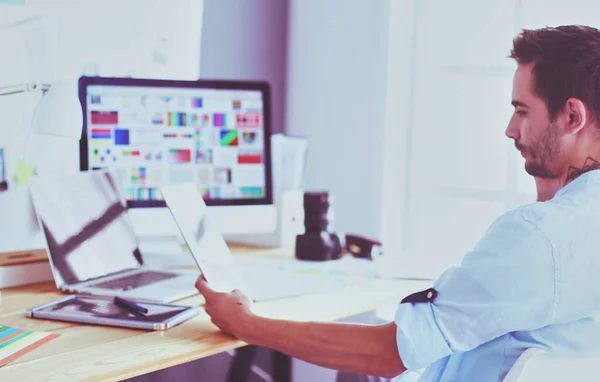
[238,316,406,378]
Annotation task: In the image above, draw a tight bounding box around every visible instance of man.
[196,25,600,381]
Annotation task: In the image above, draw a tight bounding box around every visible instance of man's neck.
[562,155,600,186]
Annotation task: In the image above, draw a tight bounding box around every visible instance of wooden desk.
[0,248,432,381]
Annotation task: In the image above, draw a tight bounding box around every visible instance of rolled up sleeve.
[394,210,556,371]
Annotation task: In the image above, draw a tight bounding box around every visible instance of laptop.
[29,170,198,303]
[161,182,350,301]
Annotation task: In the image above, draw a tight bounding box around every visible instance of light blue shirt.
[394,170,600,381]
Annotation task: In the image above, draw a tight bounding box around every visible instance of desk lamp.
[0,81,83,185]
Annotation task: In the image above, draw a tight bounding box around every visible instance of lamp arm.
[0,83,51,96]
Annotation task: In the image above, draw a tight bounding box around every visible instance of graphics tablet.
[26,295,200,331]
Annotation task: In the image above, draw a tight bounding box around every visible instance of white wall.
[286,0,391,239]
[382,0,600,278]
[384,0,523,278]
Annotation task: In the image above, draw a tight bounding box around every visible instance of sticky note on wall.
[13,160,35,185]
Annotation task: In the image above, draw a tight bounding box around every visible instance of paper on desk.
[0,326,59,367]
[234,255,438,281]
[233,256,380,280]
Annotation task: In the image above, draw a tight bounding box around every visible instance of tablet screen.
[36,296,189,323]
[161,182,249,294]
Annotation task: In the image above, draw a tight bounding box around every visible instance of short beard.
[524,121,561,179]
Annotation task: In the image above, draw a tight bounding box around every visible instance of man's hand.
[534,177,562,202]
[195,276,254,340]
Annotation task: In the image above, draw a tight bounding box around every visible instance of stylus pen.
[114,296,149,315]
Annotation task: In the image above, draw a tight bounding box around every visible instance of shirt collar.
[554,169,600,198]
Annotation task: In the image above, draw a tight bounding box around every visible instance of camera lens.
[304,212,334,232]
[296,191,344,261]
[303,191,334,233]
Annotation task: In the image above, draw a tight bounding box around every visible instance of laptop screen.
[29,170,141,287]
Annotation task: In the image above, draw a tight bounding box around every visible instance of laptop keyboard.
[88,271,178,291]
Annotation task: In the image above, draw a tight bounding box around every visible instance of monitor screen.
[79,77,273,208]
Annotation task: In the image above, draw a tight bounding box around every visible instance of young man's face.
[506,63,564,179]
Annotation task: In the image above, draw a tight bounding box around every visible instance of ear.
[563,98,588,135]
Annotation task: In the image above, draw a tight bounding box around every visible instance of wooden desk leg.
[272,350,292,382]
[226,345,257,382]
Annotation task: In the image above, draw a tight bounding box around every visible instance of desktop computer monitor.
[78,76,276,236]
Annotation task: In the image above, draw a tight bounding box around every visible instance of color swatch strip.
[0,326,59,368]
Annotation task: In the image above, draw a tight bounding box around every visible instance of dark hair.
[510,25,600,123]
